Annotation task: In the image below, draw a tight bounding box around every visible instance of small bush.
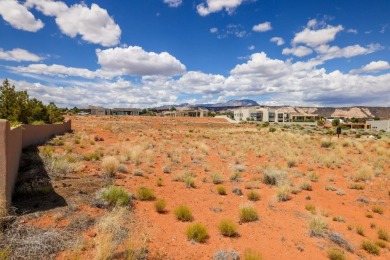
[372,205,384,214]
[155,199,167,213]
[186,223,208,243]
[84,152,100,161]
[276,185,291,201]
[162,166,171,173]
[247,191,260,201]
[184,176,195,188]
[378,228,389,241]
[211,173,223,184]
[321,141,333,148]
[213,250,239,260]
[244,249,262,260]
[332,216,345,223]
[102,156,119,176]
[98,186,131,206]
[218,219,237,237]
[356,225,365,236]
[361,240,380,255]
[239,206,258,223]
[263,169,289,186]
[269,127,276,133]
[309,215,328,237]
[309,173,319,182]
[375,240,386,248]
[230,172,241,182]
[352,166,373,182]
[156,177,163,187]
[137,187,155,201]
[216,185,227,195]
[174,205,193,222]
[117,164,128,173]
[325,185,337,191]
[327,248,346,260]
[133,169,144,176]
[348,183,364,190]
[328,232,354,252]
[305,204,316,214]
[300,182,313,191]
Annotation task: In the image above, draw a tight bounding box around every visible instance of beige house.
[163,108,208,118]
[366,119,390,132]
[232,107,318,123]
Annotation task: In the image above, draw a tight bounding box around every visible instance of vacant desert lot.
[1,116,389,259]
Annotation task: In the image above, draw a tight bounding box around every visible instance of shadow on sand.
[12,146,67,215]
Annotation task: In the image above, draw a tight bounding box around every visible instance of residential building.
[112,108,141,116]
[162,108,208,118]
[366,119,390,132]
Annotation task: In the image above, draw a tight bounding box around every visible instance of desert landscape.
[1,115,388,260]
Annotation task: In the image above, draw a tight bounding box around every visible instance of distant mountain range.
[153,99,390,119]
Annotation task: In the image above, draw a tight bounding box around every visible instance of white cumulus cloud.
[350,60,390,74]
[26,1,121,46]
[252,21,272,32]
[0,0,44,32]
[282,46,313,57]
[0,48,43,62]
[315,44,381,61]
[210,27,218,33]
[163,0,183,8]
[270,37,285,46]
[96,46,186,77]
[197,0,244,16]
[293,23,344,47]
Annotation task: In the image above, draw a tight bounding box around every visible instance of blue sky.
[0,0,389,108]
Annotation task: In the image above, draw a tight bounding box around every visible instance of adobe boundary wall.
[0,120,71,216]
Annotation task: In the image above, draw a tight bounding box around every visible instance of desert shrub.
[133,169,144,176]
[216,185,227,195]
[0,247,10,260]
[332,216,345,223]
[263,169,289,186]
[327,248,346,260]
[174,205,193,222]
[247,191,260,201]
[375,240,386,248]
[211,173,223,184]
[102,156,119,176]
[239,206,258,223]
[45,156,73,178]
[186,223,208,243]
[117,164,128,173]
[155,199,167,213]
[137,187,155,201]
[372,205,384,214]
[232,187,243,196]
[321,140,333,148]
[84,152,100,161]
[162,166,171,174]
[98,186,131,207]
[348,183,364,190]
[230,172,241,182]
[352,166,373,182]
[156,177,163,187]
[378,228,389,241]
[286,158,296,168]
[300,182,313,191]
[328,232,354,252]
[95,207,130,260]
[213,249,240,260]
[336,189,345,196]
[309,173,319,182]
[276,185,291,201]
[269,127,276,133]
[218,219,237,237]
[357,197,369,203]
[325,185,337,191]
[244,249,262,260]
[309,215,328,237]
[361,240,380,255]
[356,225,365,236]
[184,175,195,188]
[305,204,316,214]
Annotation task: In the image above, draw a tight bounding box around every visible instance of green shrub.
[305,204,316,214]
[216,185,227,195]
[155,199,167,213]
[174,205,193,222]
[321,141,333,148]
[218,219,237,237]
[372,205,384,214]
[84,153,101,161]
[98,186,131,206]
[361,240,380,255]
[356,225,365,236]
[137,187,155,201]
[184,176,195,188]
[211,173,223,184]
[348,183,365,190]
[309,215,328,237]
[186,223,208,243]
[244,249,262,260]
[375,240,386,248]
[327,247,346,260]
[239,206,258,223]
[262,169,289,186]
[247,190,260,201]
[300,182,313,191]
[332,216,345,222]
[309,173,319,182]
[269,128,276,132]
[378,228,389,241]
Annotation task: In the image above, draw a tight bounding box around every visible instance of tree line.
[0,79,64,125]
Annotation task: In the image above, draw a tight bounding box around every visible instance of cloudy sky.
[0,0,389,108]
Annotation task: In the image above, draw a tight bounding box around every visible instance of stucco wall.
[0,120,71,216]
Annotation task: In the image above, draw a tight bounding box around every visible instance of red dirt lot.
[6,115,389,260]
